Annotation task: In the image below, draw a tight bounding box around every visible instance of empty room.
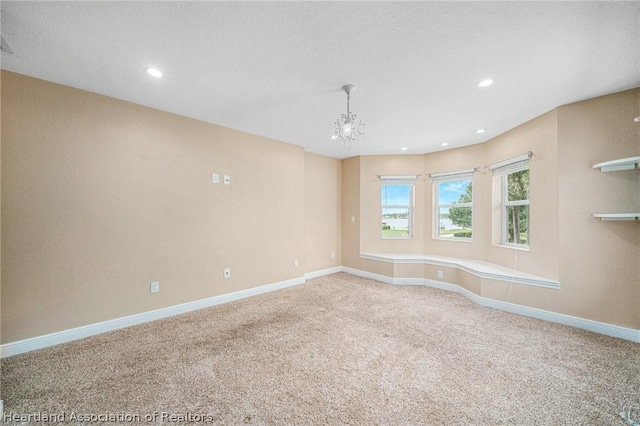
[1,1,639,425]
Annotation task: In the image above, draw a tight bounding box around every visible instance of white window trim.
[379,174,418,181]
[490,153,530,173]
[381,180,414,239]
[501,173,530,248]
[491,153,530,249]
[431,170,473,242]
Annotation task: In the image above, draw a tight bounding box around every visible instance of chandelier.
[332,84,365,149]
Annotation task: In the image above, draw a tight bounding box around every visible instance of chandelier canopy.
[332,84,365,149]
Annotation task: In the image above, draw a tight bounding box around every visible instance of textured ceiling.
[1,1,639,159]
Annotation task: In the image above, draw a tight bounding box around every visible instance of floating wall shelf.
[592,213,640,221]
[592,156,639,221]
[592,156,640,172]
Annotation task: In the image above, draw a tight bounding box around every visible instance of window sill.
[435,237,473,243]
[495,243,529,252]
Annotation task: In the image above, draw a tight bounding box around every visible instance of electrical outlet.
[331,251,335,259]
[223,268,231,278]
[351,216,356,223]
[437,270,443,279]
[212,173,219,184]
[150,281,160,293]
[294,259,299,268]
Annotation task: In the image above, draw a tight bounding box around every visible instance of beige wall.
[1,71,340,343]
[304,152,342,273]
[2,70,638,344]
[351,110,560,279]
[341,156,361,269]
[424,144,487,260]
[483,110,560,281]
[557,89,639,327]
[342,88,639,329]
[360,155,426,254]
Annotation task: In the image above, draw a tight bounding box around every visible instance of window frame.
[381,179,415,240]
[501,169,530,248]
[490,153,531,250]
[432,171,474,242]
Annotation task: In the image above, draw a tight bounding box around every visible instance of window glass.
[435,178,472,239]
[381,184,412,238]
[504,169,529,246]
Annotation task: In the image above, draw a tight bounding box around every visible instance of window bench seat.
[360,253,560,290]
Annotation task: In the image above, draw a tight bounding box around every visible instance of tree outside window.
[435,177,472,240]
[504,169,529,245]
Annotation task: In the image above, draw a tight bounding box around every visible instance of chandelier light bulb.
[343,120,353,135]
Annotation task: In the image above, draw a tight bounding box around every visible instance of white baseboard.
[0,276,306,358]
[4,266,637,358]
[344,268,640,343]
[304,266,342,280]
[360,253,560,289]
[341,266,394,284]
[476,292,640,343]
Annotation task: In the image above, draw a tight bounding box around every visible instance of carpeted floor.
[1,272,639,425]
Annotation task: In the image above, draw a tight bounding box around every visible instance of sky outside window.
[438,180,471,205]
[382,184,412,238]
[381,184,411,205]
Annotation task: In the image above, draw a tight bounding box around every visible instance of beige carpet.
[2,272,639,425]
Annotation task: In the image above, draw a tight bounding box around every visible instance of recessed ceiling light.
[401,147,408,151]
[477,79,493,88]
[145,67,163,78]
[476,129,486,134]
[331,135,337,140]
[441,142,449,147]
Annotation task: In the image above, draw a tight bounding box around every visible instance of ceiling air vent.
[0,35,14,54]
